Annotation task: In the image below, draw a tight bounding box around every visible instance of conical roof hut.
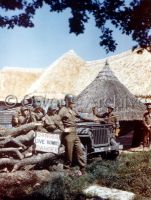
[76,61,145,121]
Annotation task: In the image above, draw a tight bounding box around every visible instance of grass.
[24,151,151,200]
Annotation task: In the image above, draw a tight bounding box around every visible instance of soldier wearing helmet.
[12,106,32,126]
[143,104,151,149]
[42,103,64,133]
[93,104,119,135]
[58,94,87,174]
[11,107,21,127]
[31,101,45,122]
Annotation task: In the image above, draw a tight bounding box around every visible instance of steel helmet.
[64,94,76,104]
[48,103,58,111]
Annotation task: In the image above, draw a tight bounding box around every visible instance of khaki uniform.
[11,108,21,127]
[12,108,32,127]
[42,113,64,133]
[95,112,119,134]
[30,109,46,132]
[102,112,118,128]
[59,106,85,169]
[143,112,151,147]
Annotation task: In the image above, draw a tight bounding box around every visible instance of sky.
[0,3,136,69]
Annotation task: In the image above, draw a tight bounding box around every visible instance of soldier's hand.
[64,128,70,133]
[35,122,43,126]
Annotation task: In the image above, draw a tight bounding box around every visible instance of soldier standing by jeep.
[58,94,86,173]
[143,104,151,149]
[93,104,119,135]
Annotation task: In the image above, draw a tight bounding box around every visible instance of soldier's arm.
[143,114,150,129]
[11,115,19,127]
[54,115,65,132]
[75,111,98,122]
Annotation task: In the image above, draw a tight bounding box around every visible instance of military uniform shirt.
[143,112,151,127]
[43,114,64,132]
[59,107,78,128]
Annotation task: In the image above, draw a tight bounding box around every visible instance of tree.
[0,0,151,52]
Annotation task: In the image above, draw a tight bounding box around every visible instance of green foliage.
[27,152,151,199]
[0,1,151,53]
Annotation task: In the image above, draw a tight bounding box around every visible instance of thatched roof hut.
[76,61,145,121]
[74,49,151,101]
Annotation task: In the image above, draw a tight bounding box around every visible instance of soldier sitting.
[31,102,45,122]
[11,107,21,127]
[13,107,32,127]
[42,103,65,133]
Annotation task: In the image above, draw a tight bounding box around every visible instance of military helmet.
[48,103,58,111]
[58,99,66,107]
[107,103,114,110]
[64,94,76,104]
[20,106,29,112]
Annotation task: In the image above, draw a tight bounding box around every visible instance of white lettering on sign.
[34,132,61,154]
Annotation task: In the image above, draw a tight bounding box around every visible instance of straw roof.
[0,49,151,102]
[0,67,43,101]
[76,62,146,121]
[26,50,88,99]
[74,49,151,98]
[26,49,151,99]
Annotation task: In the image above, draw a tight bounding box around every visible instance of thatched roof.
[26,50,87,99]
[0,67,43,101]
[26,49,151,99]
[74,49,151,98]
[76,62,145,121]
[0,49,151,101]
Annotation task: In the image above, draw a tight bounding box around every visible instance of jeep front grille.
[91,127,109,147]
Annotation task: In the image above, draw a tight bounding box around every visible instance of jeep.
[77,122,123,161]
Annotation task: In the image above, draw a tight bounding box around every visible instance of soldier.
[93,104,119,134]
[143,104,151,149]
[42,103,65,133]
[31,102,45,122]
[58,94,87,174]
[12,107,32,127]
[11,108,21,127]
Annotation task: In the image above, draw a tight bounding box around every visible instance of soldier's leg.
[63,133,75,167]
[143,129,149,147]
[148,129,151,148]
[74,136,86,169]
